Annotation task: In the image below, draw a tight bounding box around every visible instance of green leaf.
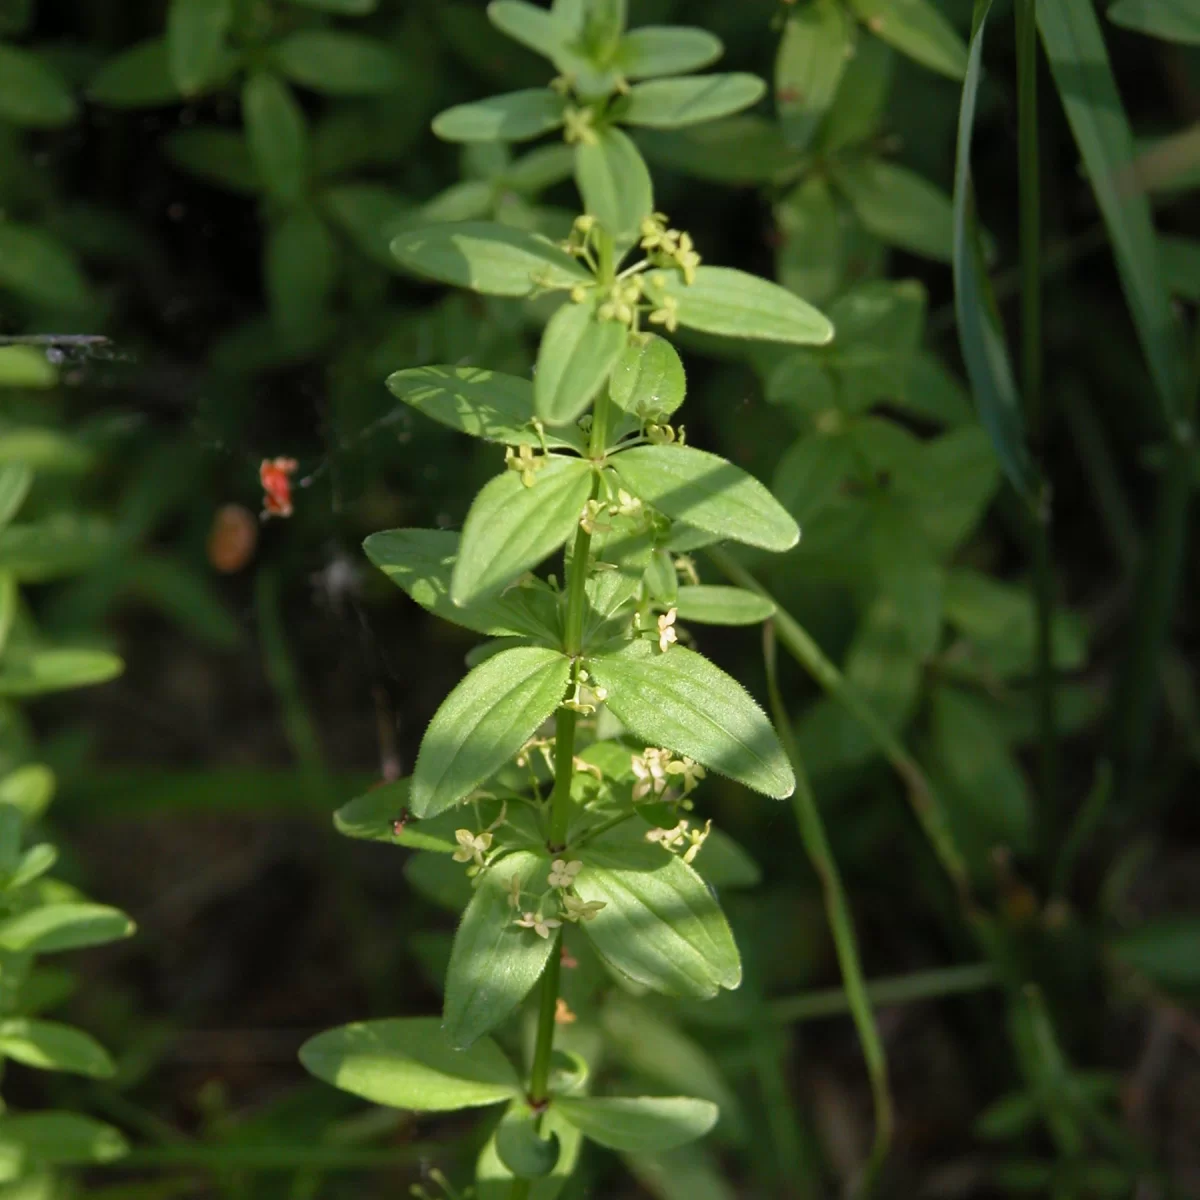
[445,850,556,1046]
[365,528,562,640]
[774,175,850,306]
[0,225,91,311]
[674,585,775,626]
[495,1103,561,1178]
[611,444,798,552]
[574,126,653,254]
[167,0,233,95]
[487,1,572,60]
[335,778,450,850]
[0,1019,115,1078]
[410,647,570,817]
[1039,0,1187,418]
[0,1113,127,1165]
[452,456,594,603]
[576,830,740,997]
[283,0,377,11]
[503,143,577,193]
[617,26,722,78]
[0,44,76,128]
[243,72,308,205]
[272,31,405,95]
[655,265,834,345]
[0,649,123,696]
[393,222,589,296]
[323,183,413,267]
[299,1016,521,1110]
[847,0,968,79]
[534,301,627,426]
[265,208,337,337]
[553,1095,717,1153]
[1109,919,1200,992]
[387,366,582,449]
[0,516,111,581]
[433,90,567,143]
[621,74,767,129]
[610,334,685,423]
[1109,0,1200,44]
[930,687,1033,863]
[0,766,54,823]
[88,39,182,108]
[636,116,797,185]
[775,0,855,152]
[588,640,794,798]
[8,844,57,890]
[951,8,1036,500]
[0,904,134,954]
[834,156,953,261]
[0,348,56,390]
[165,128,260,194]
[477,1107,581,1199]
[1162,235,1200,300]
[0,430,91,473]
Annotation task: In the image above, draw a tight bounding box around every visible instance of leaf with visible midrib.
[411,646,570,817]
[553,1095,718,1153]
[534,301,628,426]
[574,126,653,254]
[621,74,766,129]
[611,444,798,552]
[299,1017,520,1110]
[0,903,134,954]
[452,456,594,604]
[444,850,557,1047]
[586,640,794,798]
[0,1019,115,1079]
[433,89,567,143]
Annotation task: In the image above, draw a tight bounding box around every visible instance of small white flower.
[665,756,706,792]
[632,747,669,801]
[452,829,492,867]
[515,912,562,939]
[548,859,583,889]
[657,608,678,653]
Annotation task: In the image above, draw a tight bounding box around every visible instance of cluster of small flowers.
[563,667,608,715]
[639,213,701,284]
[509,857,606,939]
[580,487,642,535]
[631,746,706,801]
[646,816,713,865]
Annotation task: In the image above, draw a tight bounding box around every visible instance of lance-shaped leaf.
[0,43,77,128]
[655,265,833,345]
[366,529,561,639]
[621,74,766,129]
[338,778,456,851]
[610,334,685,422]
[445,850,557,1047]
[776,0,854,152]
[574,126,653,254]
[553,1095,718,1153]
[0,225,92,311]
[576,829,740,996]
[847,0,967,80]
[834,156,954,262]
[951,5,1036,500]
[299,1017,521,1110]
[88,39,182,108]
[587,640,794,798]
[0,1113,127,1165]
[1109,0,1200,44]
[487,0,572,59]
[393,222,589,297]
[167,0,233,95]
[452,456,594,603]
[272,30,405,95]
[617,26,722,79]
[534,301,627,426]
[386,366,584,450]
[611,444,798,552]
[433,89,567,144]
[1109,918,1200,992]
[243,72,308,205]
[0,1019,115,1079]
[477,1107,582,1199]
[674,585,775,626]
[0,650,123,697]
[0,904,134,954]
[411,647,570,817]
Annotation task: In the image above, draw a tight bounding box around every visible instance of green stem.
[1015,0,1057,841]
[707,548,971,901]
[527,929,564,1102]
[770,962,999,1023]
[764,624,892,1195]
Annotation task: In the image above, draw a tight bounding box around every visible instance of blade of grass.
[771,962,999,1023]
[763,622,892,1196]
[707,547,972,901]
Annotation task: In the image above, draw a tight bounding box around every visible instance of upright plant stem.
[1015,0,1057,841]
[764,624,892,1195]
[510,385,611,1199]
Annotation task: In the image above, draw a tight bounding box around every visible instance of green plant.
[298,2,835,1193]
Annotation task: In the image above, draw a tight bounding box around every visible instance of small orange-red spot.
[560,947,578,969]
[207,504,258,573]
[777,86,802,104]
[554,997,576,1025]
[260,457,298,519]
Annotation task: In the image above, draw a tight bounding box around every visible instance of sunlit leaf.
[534,301,627,426]
[553,1095,718,1153]
[617,26,722,78]
[621,74,766,129]
[0,1019,115,1079]
[433,90,567,143]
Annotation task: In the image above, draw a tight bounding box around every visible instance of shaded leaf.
[847,0,968,79]
[553,1095,717,1153]
[776,0,854,152]
[0,43,76,128]
[272,30,405,95]
[618,27,723,78]
[621,74,766,129]
[574,126,653,254]
[433,90,567,143]
[243,72,308,205]
[834,156,954,261]
[166,0,233,95]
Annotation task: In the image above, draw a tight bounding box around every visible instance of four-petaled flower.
[657,608,678,653]
[666,756,705,792]
[515,911,562,939]
[613,489,642,517]
[646,819,688,849]
[562,105,597,145]
[562,893,606,922]
[632,747,670,800]
[452,828,492,867]
[505,444,544,488]
[648,294,679,332]
[548,858,583,888]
